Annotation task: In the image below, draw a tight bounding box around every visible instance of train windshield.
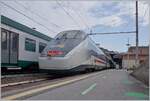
[55,30,85,39]
[42,30,86,57]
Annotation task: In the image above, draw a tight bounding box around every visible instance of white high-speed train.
[39,30,113,74]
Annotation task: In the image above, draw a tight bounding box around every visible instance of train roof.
[59,30,85,33]
[1,15,52,41]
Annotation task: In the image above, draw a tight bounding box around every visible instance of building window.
[39,42,47,53]
[25,38,36,52]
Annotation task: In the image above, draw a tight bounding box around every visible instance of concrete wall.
[131,59,149,86]
[122,60,139,69]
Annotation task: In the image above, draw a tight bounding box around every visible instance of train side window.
[25,38,36,52]
[39,42,47,53]
[11,32,18,51]
[1,30,8,49]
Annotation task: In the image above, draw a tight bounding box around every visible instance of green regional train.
[1,15,52,71]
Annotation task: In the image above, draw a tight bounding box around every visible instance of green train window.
[1,30,8,49]
[25,38,36,52]
[39,42,47,53]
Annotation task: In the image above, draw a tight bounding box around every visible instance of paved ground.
[26,69,149,100]
[3,69,149,100]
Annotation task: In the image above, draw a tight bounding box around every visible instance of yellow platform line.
[3,74,91,100]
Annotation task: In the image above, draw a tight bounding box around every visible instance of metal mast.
[135,1,139,67]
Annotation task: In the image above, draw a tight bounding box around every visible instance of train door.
[1,28,19,66]
[1,29,9,64]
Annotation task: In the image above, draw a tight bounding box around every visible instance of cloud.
[93,15,126,27]
[1,0,149,38]
[115,1,149,26]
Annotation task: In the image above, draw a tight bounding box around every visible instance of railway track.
[1,68,107,88]
[1,78,47,88]
[1,70,98,90]
[1,73,48,78]
[1,71,86,88]
[1,73,50,86]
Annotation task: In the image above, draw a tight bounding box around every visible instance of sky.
[1,0,149,52]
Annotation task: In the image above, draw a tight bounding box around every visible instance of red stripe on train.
[94,59,106,64]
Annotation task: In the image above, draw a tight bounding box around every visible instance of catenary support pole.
[135,1,139,67]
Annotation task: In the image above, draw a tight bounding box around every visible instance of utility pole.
[135,1,139,67]
[126,38,130,69]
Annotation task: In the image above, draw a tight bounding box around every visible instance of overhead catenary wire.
[14,0,63,29]
[88,31,136,35]
[56,0,81,28]
[1,1,56,33]
[67,1,90,30]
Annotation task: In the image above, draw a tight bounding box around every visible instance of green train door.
[1,28,19,67]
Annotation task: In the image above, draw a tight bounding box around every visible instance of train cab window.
[66,32,77,39]
[55,31,79,39]
[25,38,36,52]
[39,42,47,53]
[55,33,66,40]
[74,32,85,39]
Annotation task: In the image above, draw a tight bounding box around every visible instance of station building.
[122,46,149,69]
[1,15,52,70]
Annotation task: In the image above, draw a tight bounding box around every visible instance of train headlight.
[47,50,63,56]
